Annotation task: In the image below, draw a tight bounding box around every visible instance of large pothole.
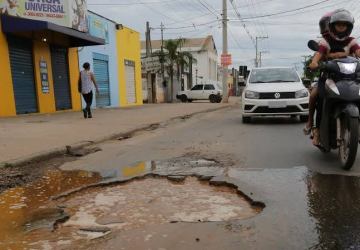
[64,176,261,225]
[0,158,264,249]
[27,176,261,249]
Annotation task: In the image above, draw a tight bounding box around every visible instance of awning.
[1,15,105,47]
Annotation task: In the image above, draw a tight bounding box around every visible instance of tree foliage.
[303,56,320,81]
[155,38,196,102]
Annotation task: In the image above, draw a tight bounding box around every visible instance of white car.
[177,83,223,103]
[242,67,309,123]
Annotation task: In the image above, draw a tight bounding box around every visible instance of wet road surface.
[2,159,360,249]
[2,106,360,249]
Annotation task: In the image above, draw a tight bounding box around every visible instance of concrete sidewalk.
[0,99,238,166]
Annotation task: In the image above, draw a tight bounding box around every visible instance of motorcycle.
[308,40,360,170]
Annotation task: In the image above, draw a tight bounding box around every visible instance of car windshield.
[249,68,300,83]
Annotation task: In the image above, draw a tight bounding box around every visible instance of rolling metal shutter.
[125,60,136,104]
[8,36,38,114]
[51,47,72,110]
[93,53,110,107]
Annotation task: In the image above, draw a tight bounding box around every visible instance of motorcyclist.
[304,9,360,146]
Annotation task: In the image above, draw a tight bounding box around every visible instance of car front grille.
[259,92,295,99]
[253,106,301,113]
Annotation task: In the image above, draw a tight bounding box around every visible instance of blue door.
[51,47,72,111]
[93,53,110,107]
[8,36,38,114]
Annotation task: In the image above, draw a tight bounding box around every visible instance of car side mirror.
[308,40,319,52]
[302,79,311,89]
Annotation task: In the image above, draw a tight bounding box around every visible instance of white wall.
[192,50,218,87]
[78,15,119,108]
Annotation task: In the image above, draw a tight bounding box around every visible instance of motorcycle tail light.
[338,62,357,74]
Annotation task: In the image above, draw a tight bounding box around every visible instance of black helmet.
[329,9,354,41]
[319,12,332,35]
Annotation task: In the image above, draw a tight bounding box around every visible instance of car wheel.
[300,115,308,123]
[209,95,217,103]
[242,116,251,123]
[216,97,222,103]
[180,95,188,103]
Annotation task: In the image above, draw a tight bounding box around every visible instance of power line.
[138,1,181,23]
[196,0,219,18]
[229,0,256,46]
[152,19,220,30]
[163,0,275,26]
[88,0,178,6]
[237,0,331,20]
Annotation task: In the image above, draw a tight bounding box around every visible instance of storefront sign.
[0,0,89,32]
[221,54,232,66]
[141,56,161,73]
[39,60,49,94]
[88,13,109,43]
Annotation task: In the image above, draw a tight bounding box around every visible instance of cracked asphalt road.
[2,104,360,249]
[62,105,360,175]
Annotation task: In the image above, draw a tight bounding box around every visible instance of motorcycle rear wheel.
[339,115,359,170]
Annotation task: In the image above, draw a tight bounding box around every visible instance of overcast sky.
[87,0,360,72]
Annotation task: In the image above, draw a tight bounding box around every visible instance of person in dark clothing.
[305,9,360,145]
[79,62,99,118]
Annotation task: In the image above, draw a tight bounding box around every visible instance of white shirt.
[80,70,94,94]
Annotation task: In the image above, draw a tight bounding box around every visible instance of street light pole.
[222,0,229,103]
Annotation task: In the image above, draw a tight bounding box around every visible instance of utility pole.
[259,51,269,68]
[255,36,268,68]
[145,21,153,103]
[222,0,229,103]
[160,22,170,102]
[160,22,165,85]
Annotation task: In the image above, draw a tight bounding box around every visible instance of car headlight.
[338,62,357,74]
[295,89,309,98]
[245,91,260,99]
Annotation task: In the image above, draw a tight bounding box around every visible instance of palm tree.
[159,38,196,102]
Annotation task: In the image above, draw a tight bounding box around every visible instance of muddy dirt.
[0,155,74,193]
[0,175,261,250]
[0,148,101,194]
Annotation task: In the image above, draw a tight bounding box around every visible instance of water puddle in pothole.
[0,169,102,250]
[24,177,261,249]
[0,158,262,250]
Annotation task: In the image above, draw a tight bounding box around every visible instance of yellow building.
[0,14,104,117]
[116,26,143,107]
[0,13,142,117]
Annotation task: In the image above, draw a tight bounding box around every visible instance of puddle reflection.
[0,161,156,249]
[307,173,360,249]
[100,162,154,180]
[0,169,101,249]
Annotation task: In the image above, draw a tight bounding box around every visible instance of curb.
[0,104,234,168]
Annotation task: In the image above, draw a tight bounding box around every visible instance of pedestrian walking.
[79,62,99,118]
